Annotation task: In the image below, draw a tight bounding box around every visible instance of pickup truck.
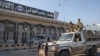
[39,31,100,56]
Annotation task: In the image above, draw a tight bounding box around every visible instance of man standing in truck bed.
[76,18,83,32]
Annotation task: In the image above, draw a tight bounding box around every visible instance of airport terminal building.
[0,0,67,45]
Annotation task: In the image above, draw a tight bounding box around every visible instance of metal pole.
[63,5,66,33]
[19,0,20,4]
[59,0,67,33]
[63,0,67,33]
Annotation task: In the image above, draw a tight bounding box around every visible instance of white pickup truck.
[39,31,100,56]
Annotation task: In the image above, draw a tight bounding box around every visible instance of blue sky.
[6,0,100,25]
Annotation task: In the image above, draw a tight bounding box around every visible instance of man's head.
[76,37,80,42]
[78,18,80,22]
[70,21,72,24]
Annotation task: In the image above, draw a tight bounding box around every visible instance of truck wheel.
[88,46,97,56]
[59,51,70,56]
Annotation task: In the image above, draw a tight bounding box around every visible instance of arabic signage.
[0,0,54,19]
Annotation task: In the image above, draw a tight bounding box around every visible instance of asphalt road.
[0,48,38,56]
[73,48,100,56]
[0,48,100,56]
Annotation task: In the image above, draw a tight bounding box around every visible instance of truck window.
[58,33,73,41]
[74,33,82,42]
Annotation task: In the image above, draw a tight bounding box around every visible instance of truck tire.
[88,46,97,56]
[59,51,70,56]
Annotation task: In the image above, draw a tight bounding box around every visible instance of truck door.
[72,33,85,54]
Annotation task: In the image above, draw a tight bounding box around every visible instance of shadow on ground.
[73,52,100,56]
[97,52,100,56]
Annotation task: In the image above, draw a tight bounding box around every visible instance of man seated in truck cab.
[75,37,80,42]
[74,35,81,42]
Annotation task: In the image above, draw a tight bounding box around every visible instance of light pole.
[19,0,20,4]
[58,0,67,33]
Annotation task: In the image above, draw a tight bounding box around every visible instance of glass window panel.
[51,28,55,34]
[34,26,38,34]
[46,27,50,34]
[18,25,23,43]
[8,32,14,42]
[8,23,14,27]
[26,26,30,42]
[0,23,5,42]
[41,27,44,34]
[7,33,14,44]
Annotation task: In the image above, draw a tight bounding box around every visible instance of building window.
[6,22,15,44]
[7,31,14,43]
[18,24,24,43]
[25,25,31,43]
[51,27,55,34]
[34,26,38,35]
[60,28,64,33]
[0,22,5,43]
[40,26,45,34]
[46,26,50,34]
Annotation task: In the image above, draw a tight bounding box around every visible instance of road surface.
[73,48,100,56]
[0,48,100,56]
[0,48,38,56]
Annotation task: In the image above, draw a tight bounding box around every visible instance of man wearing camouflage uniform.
[76,19,83,31]
[67,21,75,32]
